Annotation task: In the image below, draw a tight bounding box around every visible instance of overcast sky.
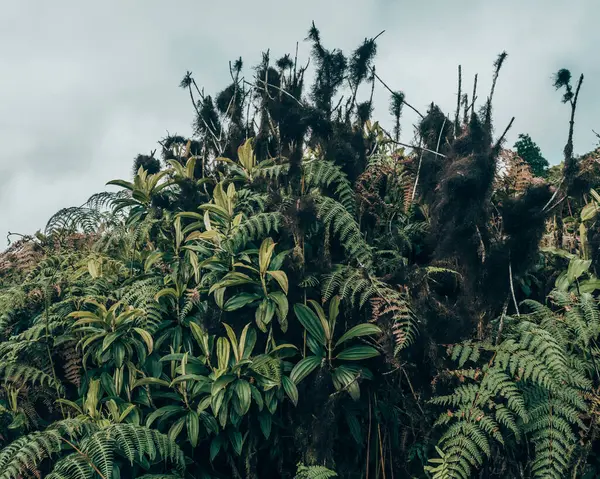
[0,0,597,247]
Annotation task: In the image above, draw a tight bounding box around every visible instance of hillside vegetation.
[0,25,599,478]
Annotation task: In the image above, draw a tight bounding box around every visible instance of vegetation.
[513,134,548,177]
[1,24,599,478]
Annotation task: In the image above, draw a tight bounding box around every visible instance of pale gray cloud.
[0,0,597,246]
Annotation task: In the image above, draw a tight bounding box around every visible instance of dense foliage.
[1,25,600,478]
[513,134,548,177]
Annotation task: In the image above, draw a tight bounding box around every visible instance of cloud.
[0,0,597,246]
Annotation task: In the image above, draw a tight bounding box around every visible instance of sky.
[0,0,598,247]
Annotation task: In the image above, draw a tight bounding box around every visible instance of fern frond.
[294,463,337,479]
[231,212,284,249]
[41,424,185,479]
[315,197,371,268]
[0,429,64,479]
[304,160,355,214]
[0,362,63,393]
[371,290,417,353]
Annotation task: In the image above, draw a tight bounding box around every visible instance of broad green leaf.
[133,328,154,354]
[174,216,183,250]
[234,380,251,416]
[334,324,382,348]
[250,384,264,411]
[336,345,380,361]
[242,327,257,359]
[540,247,576,260]
[345,411,362,444]
[222,323,239,362]
[113,342,125,368]
[102,331,123,353]
[218,400,229,428]
[259,238,276,275]
[282,376,298,406]
[267,270,289,294]
[211,374,236,396]
[307,300,330,341]
[200,411,219,435]
[210,435,223,461]
[269,292,289,332]
[224,293,260,312]
[170,374,206,386]
[238,138,255,171]
[209,272,255,294]
[144,250,163,273]
[200,203,230,221]
[168,416,186,441]
[255,299,275,332]
[131,377,170,389]
[185,230,219,242]
[294,304,326,346]
[228,430,243,456]
[306,334,325,357]
[146,405,185,428]
[555,271,570,292]
[581,202,599,222]
[258,412,272,439]
[269,342,299,359]
[189,322,210,357]
[212,182,228,212]
[214,287,225,309]
[211,389,226,416]
[238,323,251,360]
[290,356,321,384]
[328,295,341,333]
[567,258,591,283]
[186,411,200,447]
[269,250,290,272]
[216,337,231,371]
[118,404,137,423]
[579,278,600,293]
[155,288,179,301]
[332,365,360,400]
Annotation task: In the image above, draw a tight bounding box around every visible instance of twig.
[411,138,425,203]
[372,30,386,41]
[246,78,305,107]
[471,73,478,117]
[541,178,565,213]
[378,423,387,479]
[366,394,372,479]
[494,116,515,150]
[509,260,520,316]
[544,195,567,213]
[402,367,425,415]
[496,299,509,345]
[379,126,446,158]
[371,68,424,118]
[454,65,462,138]
[412,117,447,202]
[476,225,486,263]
